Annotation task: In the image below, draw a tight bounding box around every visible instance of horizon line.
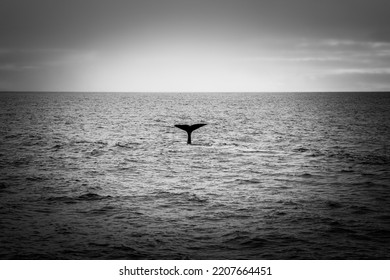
[1,90,390,94]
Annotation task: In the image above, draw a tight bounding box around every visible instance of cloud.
[330,68,390,75]
[317,39,390,49]
[240,56,344,62]
[0,48,97,70]
[0,48,98,91]
[0,64,38,71]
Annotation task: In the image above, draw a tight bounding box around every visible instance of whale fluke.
[175,124,207,144]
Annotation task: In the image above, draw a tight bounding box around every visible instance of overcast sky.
[1,0,390,92]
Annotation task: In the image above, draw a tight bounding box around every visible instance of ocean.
[0,92,389,259]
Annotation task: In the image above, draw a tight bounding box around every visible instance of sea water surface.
[0,92,389,259]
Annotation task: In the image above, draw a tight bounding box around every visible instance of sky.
[1,0,390,92]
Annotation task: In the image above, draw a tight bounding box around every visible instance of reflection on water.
[0,92,389,259]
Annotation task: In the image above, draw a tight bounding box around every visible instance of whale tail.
[175,124,207,144]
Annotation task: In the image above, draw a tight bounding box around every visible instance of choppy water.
[0,92,389,259]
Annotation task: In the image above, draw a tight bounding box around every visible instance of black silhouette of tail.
[175,124,207,144]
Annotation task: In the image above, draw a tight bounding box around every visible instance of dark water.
[0,92,389,259]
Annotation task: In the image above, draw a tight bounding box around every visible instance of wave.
[349,205,374,215]
[325,200,343,209]
[233,178,261,185]
[88,148,105,156]
[293,146,389,166]
[114,142,142,149]
[46,193,113,204]
[26,176,49,182]
[77,193,112,201]
[0,182,9,193]
[326,221,356,234]
[51,139,108,150]
[224,233,307,250]
[328,151,390,165]
[58,243,147,259]
[293,147,309,153]
[366,228,390,240]
[151,190,208,204]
